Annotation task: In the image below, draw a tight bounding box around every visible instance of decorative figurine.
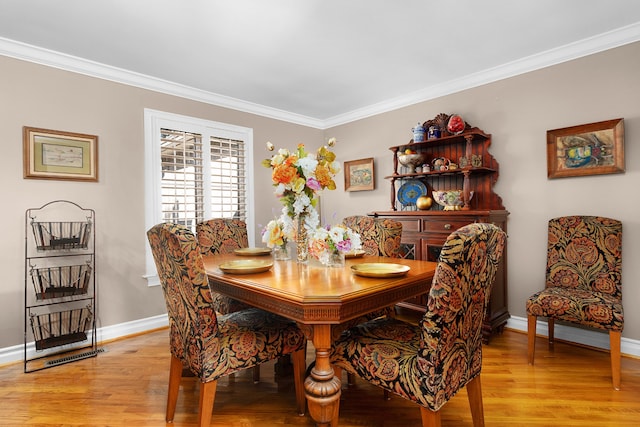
[427,125,441,139]
[412,122,426,142]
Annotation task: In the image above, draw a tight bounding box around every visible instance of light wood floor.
[1,327,639,426]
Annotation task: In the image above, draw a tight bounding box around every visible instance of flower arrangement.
[261,218,288,249]
[262,139,340,232]
[308,224,362,266]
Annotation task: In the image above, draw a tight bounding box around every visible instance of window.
[144,109,254,285]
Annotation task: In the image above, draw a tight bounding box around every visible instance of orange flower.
[272,163,298,185]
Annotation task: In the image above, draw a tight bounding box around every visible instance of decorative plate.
[219,259,273,274]
[345,249,366,259]
[397,180,427,206]
[234,247,272,256]
[350,263,410,278]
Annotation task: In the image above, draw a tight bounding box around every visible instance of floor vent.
[45,347,106,367]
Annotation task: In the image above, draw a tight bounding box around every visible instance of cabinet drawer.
[397,218,421,232]
[423,219,474,233]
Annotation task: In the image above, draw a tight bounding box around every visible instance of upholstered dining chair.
[196,218,252,315]
[147,223,307,427]
[196,218,249,255]
[331,223,506,427]
[526,216,623,390]
[342,215,403,258]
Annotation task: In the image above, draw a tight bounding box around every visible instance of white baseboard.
[3,314,637,366]
[507,315,640,358]
[0,314,168,366]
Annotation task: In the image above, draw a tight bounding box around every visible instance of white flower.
[297,155,318,179]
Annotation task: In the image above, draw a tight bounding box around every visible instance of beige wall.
[1,41,638,354]
[0,55,322,349]
[325,42,640,343]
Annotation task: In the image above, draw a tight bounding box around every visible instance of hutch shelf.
[371,113,509,343]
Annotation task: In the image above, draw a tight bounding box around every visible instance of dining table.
[202,252,437,427]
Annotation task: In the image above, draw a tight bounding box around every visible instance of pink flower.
[306,177,322,191]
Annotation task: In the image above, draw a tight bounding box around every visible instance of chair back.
[342,215,402,257]
[196,218,249,255]
[419,223,505,399]
[147,223,218,375]
[546,216,622,301]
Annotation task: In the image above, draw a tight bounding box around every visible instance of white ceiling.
[1,1,640,128]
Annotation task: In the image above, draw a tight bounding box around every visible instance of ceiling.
[1,1,640,128]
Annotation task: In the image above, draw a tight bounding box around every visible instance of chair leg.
[253,365,261,383]
[198,380,217,427]
[347,373,356,386]
[547,318,555,349]
[610,330,622,390]
[466,375,485,427]
[419,407,441,427]
[527,314,537,365]
[291,348,307,416]
[166,355,183,422]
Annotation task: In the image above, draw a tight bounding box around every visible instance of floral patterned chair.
[147,223,307,427]
[330,223,506,427]
[342,215,403,257]
[526,216,623,390]
[196,218,252,315]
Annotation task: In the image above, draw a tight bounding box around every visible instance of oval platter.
[350,263,410,278]
[234,247,272,256]
[219,259,273,274]
[345,249,366,259]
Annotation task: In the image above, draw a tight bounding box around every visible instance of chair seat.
[212,293,253,314]
[332,317,455,411]
[182,307,306,380]
[527,287,624,332]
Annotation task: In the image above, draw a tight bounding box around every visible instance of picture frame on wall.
[23,126,99,182]
[546,118,624,179]
[344,157,375,191]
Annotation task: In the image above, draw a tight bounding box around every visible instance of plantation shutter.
[159,129,248,229]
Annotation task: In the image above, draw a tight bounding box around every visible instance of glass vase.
[327,250,345,268]
[273,242,290,261]
[295,214,309,263]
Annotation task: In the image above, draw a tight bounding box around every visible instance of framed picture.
[23,127,99,182]
[547,118,624,179]
[344,157,375,191]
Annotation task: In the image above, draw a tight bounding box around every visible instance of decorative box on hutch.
[371,113,509,343]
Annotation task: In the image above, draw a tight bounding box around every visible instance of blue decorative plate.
[397,180,427,206]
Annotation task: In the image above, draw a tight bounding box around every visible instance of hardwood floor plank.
[1,328,638,426]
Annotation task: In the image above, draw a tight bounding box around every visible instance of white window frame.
[143,109,254,286]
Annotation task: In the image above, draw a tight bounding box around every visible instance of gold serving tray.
[234,247,272,256]
[219,259,274,274]
[345,249,366,259]
[350,263,410,278]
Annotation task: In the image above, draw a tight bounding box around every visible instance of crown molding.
[324,22,640,128]
[2,22,640,130]
[0,37,325,129]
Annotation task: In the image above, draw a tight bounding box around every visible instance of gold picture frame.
[547,118,624,179]
[344,157,375,191]
[23,127,99,182]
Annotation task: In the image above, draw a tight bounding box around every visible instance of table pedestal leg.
[304,324,341,427]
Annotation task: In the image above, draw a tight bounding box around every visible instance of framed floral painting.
[546,118,624,179]
[344,157,375,191]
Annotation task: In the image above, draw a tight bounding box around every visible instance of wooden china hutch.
[370,113,509,343]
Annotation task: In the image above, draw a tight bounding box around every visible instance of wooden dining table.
[202,253,437,427]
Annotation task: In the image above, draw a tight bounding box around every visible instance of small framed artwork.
[344,157,375,191]
[23,127,99,182]
[547,118,624,179]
